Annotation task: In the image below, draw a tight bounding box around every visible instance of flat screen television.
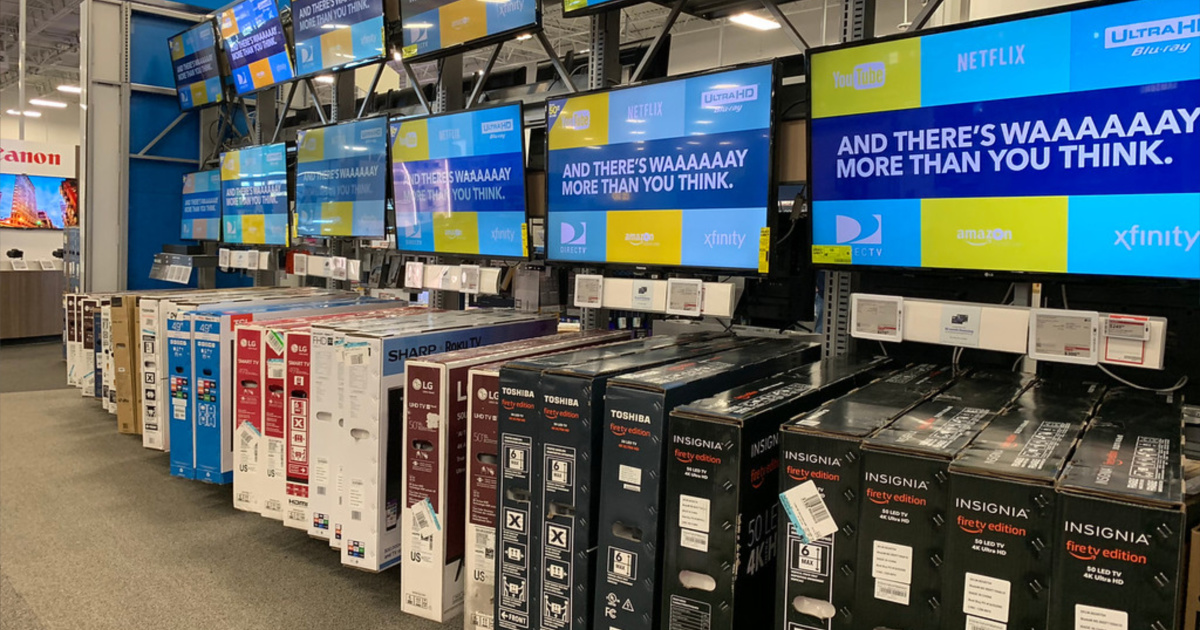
[545,63,775,271]
[390,103,527,257]
[220,143,290,245]
[182,170,223,241]
[808,0,1200,280]
[562,0,640,18]
[168,20,226,110]
[0,174,78,230]
[291,0,389,76]
[218,0,296,95]
[295,117,389,237]
[398,0,537,62]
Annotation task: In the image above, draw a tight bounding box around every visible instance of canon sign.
[0,146,63,166]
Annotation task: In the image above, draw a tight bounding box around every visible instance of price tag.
[10,260,29,271]
[521,223,530,258]
[293,253,308,276]
[331,257,348,281]
[218,248,231,268]
[347,259,362,281]
[812,245,852,265]
[574,274,604,309]
[758,227,771,274]
[851,294,904,342]
[665,278,703,317]
[461,265,481,294]
[258,251,271,271]
[38,260,56,271]
[780,480,838,544]
[245,252,259,270]
[405,261,425,289]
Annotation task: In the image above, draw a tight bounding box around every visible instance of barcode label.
[966,615,1007,630]
[316,486,326,496]
[874,579,910,606]
[415,509,431,531]
[406,593,430,610]
[351,510,362,521]
[349,353,365,365]
[779,480,838,543]
[803,493,832,525]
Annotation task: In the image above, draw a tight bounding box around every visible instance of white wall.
[0,90,82,261]
[970,0,1089,20]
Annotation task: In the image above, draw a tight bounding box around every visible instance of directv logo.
[833,62,886,90]
[836,214,882,245]
[481,120,514,134]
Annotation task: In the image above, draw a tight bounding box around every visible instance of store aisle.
[0,346,457,630]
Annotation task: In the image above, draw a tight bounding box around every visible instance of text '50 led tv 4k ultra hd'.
[221,143,290,245]
[390,103,528,258]
[808,0,1199,280]
[545,63,775,272]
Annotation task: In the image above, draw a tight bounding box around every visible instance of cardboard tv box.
[1051,390,1198,630]
[399,331,629,622]
[656,357,889,630]
[493,333,726,630]
[592,339,830,630]
[777,363,955,630]
[943,380,1104,630]
[110,295,143,435]
[336,311,558,572]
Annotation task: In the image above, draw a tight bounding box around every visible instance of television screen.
[0,174,78,229]
[221,144,290,245]
[182,170,222,240]
[218,0,295,95]
[562,0,636,18]
[390,103,527,257]
[808,0,1200,280]
[292,0,386,76]
[168,20,225,110]
[545,63,775,271]
[295,117,389,237]
[398,0,537,62]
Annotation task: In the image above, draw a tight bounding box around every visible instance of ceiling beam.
[0,41,74,91]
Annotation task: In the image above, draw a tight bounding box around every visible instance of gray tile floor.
[0,342,460,629]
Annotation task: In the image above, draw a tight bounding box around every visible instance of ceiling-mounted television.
[182,170,222,240]
[220,143,290,245]
[397,0,538,62]
[295,117,389,237]
[292,0,395,77]
[168,20,227,110]
[218,0,296,95]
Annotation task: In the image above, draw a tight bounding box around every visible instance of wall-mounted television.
[0,174,78,230]
[218,0,296,95]
[182,170,222,241]
[545,63,775,271]
[291,0,390,76]
[808,0,1199,280]
[398,0,538,62]
[295,117,389,237]
[168,20,226,110]
[220,143,290,245]
[390,103,527,257]
[562,0,639,18]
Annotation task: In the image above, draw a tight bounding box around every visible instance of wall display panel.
[220,143,290,245]
[546,63,775,271]
[808,0,1200,280]
[182,170,223,240]
[390,103,528,257]
[292,0,386,76]
[295,117,389,237]
[398,0,537,62]
[168,20,226,110]
[0,174,78,229]
[218,0,295,95]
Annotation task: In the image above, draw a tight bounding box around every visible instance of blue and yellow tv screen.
[292,0,385,76]
[809,0,1200,280]
[399,0,536,62]
[182,170,222,240]
[562,0,630,17]
[218,0,295,95]
[296,117,389,237]
[220,144,289,245]
[546,64,774,271]
[390,103,527,257]
[168,21,225,110]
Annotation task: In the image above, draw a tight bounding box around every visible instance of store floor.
[0,343,458,630]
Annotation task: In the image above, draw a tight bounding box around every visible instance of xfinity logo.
[1105,15,1199,49]
[785,452,842,467]
[701,85,758,107]
[958,227,1013,246]
[491,228,516,242]
[704,230,746,249]
[833,62,885,90]
[955,498,1030,519]
[1064,521,1152,546]
[673,435,723,451]
[496,0,524,18]
[544,395,579,407]
[625,232,656,246]
[750,434,778,458]
[612,409,651,424]
[1114,225,1199,252]
[481,119,514,134]
[501,387,534,398]
[864,472,929,490]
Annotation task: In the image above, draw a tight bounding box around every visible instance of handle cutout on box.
[793,597,836,619]
[612,521,643,542]
[679,571,716,592]
[241,380,259,389]
[506,488,530,503]
[546,502,575,519]
[476,453,498,466]
[316,411,332,422]
[350,428,371,441]
[412,440,434,452]
[291,390,307,399]
[268,385,284,395]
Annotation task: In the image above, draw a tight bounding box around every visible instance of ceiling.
[0,0,81,97]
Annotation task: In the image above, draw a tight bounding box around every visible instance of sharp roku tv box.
[777,363,955,630]
[944,380,1104,630]
[592,340,832,630]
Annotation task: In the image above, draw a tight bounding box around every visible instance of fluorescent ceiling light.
[729,12,780,30]
[29,98,68,108]
[57,84,82,94]
[6,109,42,117]
[515,33,532,40]
[314,75,335,84]
[393,51,402,60]
[405,22,434,28]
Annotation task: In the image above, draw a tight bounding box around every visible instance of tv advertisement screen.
[182,170,222,240]
[398,0,537,62]
[221,144,290,245]
[295,117,389,237]
[562,0,631,18]
[218,0,295,95]
[0,174,78,229]
[390,103,527,257]
[545,63,774,271]
[168,21,225,110]
[808,0,1199,280]
[292,0,386,76]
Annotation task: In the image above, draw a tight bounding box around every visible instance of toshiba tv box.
[777,363,954,630]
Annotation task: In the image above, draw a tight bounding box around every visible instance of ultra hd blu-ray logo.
[958,227,1013,247]
[481,119,514,135]
[1104,15,1198,57]
[833,62,886,90]
[559,221,587,255]
[701,85,758,112]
